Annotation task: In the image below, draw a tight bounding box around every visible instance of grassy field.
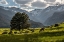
[0,23,64,42]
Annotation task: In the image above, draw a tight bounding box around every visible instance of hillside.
[44,11,64,26]
[0,8,14,27]
[0,6,44,28]
[29,20,44,28]
[30,5,64,24]
[1,5,64,27]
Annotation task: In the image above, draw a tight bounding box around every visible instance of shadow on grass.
[50,27,63,30]
[22,35,42,42]
[56,39,64,42]
[0,34,42,42]
[38,31,64,37]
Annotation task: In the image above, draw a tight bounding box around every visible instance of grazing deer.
[39,27,45,32]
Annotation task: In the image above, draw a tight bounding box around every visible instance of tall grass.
[0,23,64,42]
[0,34,42,42]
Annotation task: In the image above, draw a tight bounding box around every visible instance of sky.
[0,0,64,11]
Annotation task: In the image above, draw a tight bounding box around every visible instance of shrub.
[54,24,59,27]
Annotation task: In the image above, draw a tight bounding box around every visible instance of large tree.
[10,12,30,31]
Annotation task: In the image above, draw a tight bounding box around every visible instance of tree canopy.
[10,12,30,31]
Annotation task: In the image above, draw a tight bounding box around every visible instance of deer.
[39,27,45,32]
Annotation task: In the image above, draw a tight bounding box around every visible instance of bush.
[54,24,59,27]
[2,32,8,34]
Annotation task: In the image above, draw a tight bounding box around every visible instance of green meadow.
[0,23,64,42]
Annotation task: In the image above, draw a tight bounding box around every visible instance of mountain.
[0,7,15,27]
[44,11,64,26]
[1,4,64,27]
[30,5,64,24]
[0,6,44,28]
[29,9,43,22]
[29,20,44,28]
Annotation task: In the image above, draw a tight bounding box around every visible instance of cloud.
[14,0,33,4]
[13,0,33,9]
[13,0,47,10]
[0,0,8,5]
[44,0,56,2]
[0,0,60,11]
[31,1,47,8]
[46,0,61,6]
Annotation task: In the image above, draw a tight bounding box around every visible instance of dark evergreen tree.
[10,12,30,31]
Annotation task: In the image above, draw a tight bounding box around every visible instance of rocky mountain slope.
[30,5,64,24]
[44,11,64,26]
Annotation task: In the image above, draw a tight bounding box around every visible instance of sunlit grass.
[0,22,64,42]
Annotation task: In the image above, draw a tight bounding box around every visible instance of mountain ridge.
[0,6,44,28]
[1,4,64,27]
[44,11,64,26]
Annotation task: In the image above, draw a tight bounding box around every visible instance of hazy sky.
[0,0,64,11]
